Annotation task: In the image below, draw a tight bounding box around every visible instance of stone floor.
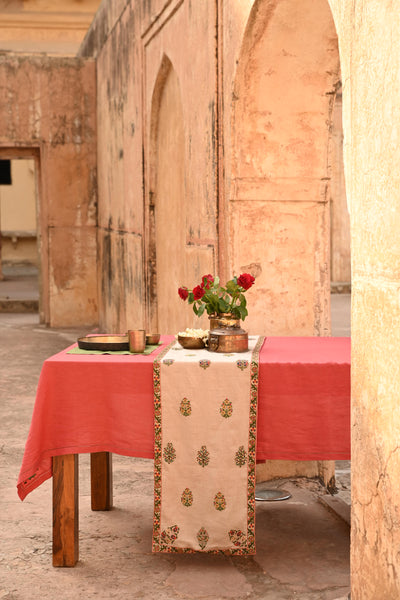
[0,276,351,600]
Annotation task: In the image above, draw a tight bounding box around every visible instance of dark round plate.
[77,335,129,351]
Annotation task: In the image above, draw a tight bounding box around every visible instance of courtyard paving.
[0,289,351,600]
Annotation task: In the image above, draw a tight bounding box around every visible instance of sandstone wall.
[223,0,340,336]
[81,0,218,334]
[0,55,98,327]
[81,0,341,338]
[328,1,400,597]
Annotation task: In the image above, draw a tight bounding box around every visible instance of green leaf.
[197,303,205,317]
[238,305,248,320]
[188,292,194,304]
[218,298,230,313]
[205,294,219,312]
[225,280,237,294]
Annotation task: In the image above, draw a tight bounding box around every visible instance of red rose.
[237,273,255,290]
[178,287,189,301]
[201,274,214,290]
[193,285,206,300]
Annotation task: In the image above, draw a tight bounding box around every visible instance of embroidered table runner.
[152,335,264,554]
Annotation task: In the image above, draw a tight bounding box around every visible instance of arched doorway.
[228,0,343,484]
[229,0,341,338]
[147,56,187,335]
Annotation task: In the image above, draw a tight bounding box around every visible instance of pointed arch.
[146,54,187,334]
[230,0,341,336]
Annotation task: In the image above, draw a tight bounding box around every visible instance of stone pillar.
[328,1,400,597]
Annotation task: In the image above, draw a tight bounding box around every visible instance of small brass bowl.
[178,335,206,349]
[146,333,160,345]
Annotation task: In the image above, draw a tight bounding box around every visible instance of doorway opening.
[0,156,40,315]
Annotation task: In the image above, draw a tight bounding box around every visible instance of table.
[18,335,350,566]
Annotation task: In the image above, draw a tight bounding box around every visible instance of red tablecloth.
[17,335,350,500]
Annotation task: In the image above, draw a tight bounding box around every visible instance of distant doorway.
[0,156,40,315]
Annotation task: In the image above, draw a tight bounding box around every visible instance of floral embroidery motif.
[163,442,176,464]
[181,487,194,507]
[235,446,247,467]
[199,359,211,370]
[236,360,249,371]
[214,492,227,511]
[163,358,174,366]
[220,398,233,418]
[197,527,209,550]
[160,525,180,549]
[229,529,247,547]
[197,445,210,467]
[180,397,192,416]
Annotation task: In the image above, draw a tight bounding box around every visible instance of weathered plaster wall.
[143,1,218,334]
[82,0,341,339]
[81,0,217,334]
[225,0,340,337]
[0,55,98,327]
[328,1,400,597]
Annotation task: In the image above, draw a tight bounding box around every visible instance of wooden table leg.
[52,454,79,567]
[90,452,113,511]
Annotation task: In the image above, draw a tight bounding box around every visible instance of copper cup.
[128,329,146,353]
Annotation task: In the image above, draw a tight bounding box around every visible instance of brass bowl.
[178,335,206,349]
[146,333,160,345]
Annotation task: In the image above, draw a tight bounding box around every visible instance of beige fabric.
[152,336,263,554]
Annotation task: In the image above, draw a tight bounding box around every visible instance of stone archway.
[147,55,187,335]
[228,0,341,483]
[229,0,341,337]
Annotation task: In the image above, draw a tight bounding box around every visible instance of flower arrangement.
[178,273,255,321]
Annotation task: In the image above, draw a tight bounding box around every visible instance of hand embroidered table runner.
[152,335,264,554]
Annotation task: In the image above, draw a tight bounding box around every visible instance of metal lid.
[209,327,248,337]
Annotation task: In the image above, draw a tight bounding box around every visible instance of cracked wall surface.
[0,55,98,326]
[80,0,341,339]
[328,0,400,597]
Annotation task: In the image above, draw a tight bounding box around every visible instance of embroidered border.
[245,335,265,554]
[152,340,176,552]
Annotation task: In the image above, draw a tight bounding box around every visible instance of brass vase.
[208,313,248,353]
[208,313,241,330]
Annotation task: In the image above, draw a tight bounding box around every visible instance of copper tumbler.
[128,329,146,353]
